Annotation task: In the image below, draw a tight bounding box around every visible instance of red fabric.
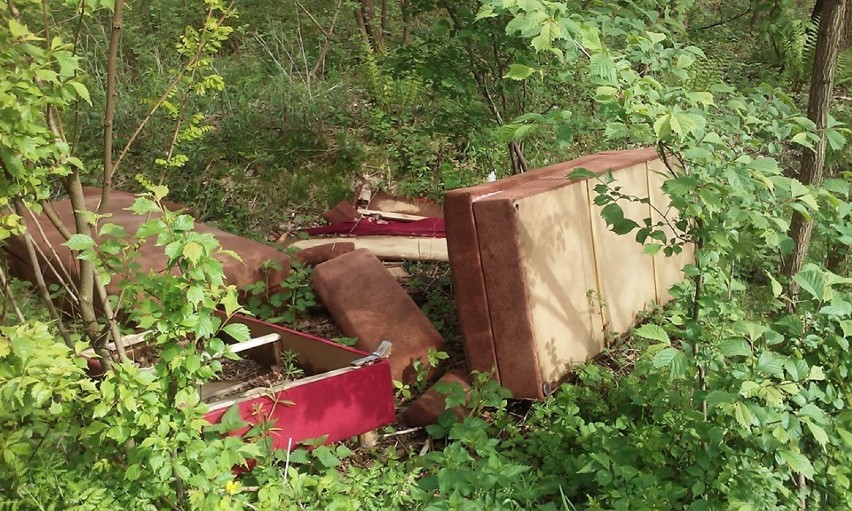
[305,217,445,238]
[203,315,395,453]
[204,361,393,451]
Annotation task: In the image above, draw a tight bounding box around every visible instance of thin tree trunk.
[439,0,528,174]
[98,0,124,215]
[785,0,848,289]
[400,0,410,45]
[12,198,74,348]
[381,0,388,37]
[63,174,106,359]
[356,0,384,53]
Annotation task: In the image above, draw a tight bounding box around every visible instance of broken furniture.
[108,313,395,450]
[292,242,356,266]
[445,148,693,399]
[201,314,395,450]
[279,189,448,262]
[311,249,446,385]
[286,236,448,262]
[6,188,394,450]
[4,188,292,313]
[402,370,471,427]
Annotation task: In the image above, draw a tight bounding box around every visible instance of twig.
[109,3,235,185]
[696,8,752,30]
[294,0,331,39]
[12,198,74,348]
[0,264,25,323]
[382,426,422,438]
[24,205,80,300]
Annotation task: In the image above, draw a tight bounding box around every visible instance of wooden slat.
[284,236,448,261]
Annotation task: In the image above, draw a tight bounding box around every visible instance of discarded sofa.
[445,148,693,399]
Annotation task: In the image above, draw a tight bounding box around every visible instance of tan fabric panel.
[586,162,657,334]
[513,183,602,388]
[646,159,695,303]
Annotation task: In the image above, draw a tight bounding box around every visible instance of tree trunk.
[785,0,848,282]
[401,0,410,44]
[356,0,384,53]
[381,0,388,37]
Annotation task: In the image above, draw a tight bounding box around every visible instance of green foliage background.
[1,0,851,509]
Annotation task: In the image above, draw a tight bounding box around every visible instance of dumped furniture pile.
[5,148,691,453]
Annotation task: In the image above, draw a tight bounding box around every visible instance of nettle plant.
[242,258,316,326]
[472,1,852,508]
[2,185,270,510]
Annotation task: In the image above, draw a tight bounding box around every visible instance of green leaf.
[654,115,671,139]
[791,132,814,149]
[688,91,714,106]
[807,365,825,381]
[172,215,194,232]
[653,347,688,377]
[804,420,829,447]
[779,449,815,479]
[513,124,536,141]
[222,323,250,343]
[64,234,95,251]
[579,25,602,51]
[213,404,245,432]
[702,132,723,145]
[600,203,639,234]
[505,64,534,81]
[588,53,616,84]
[793,265,825,301]
[825,128,846,152]
[634,324,670,343]
[646,31,666,44]
[676,54,695,68]
[128,198,160,215]
[35,69,59,83]
[568,168,596,180]
[819,298,852,317]
[475,5,495,20]
[8,19,29,39]
[221,290,241,317]
[756,351,784,376]
[186,285,204,305]
[733,402,755,429]
[69,81,91,105]
[531,20,560,52]
[739,380,760,398]
[767,273,783,297]
[182,240,204,264]
[720,338,751,358]
[148,184,169,201]
[785,358,809,381]
[313,446,340,468]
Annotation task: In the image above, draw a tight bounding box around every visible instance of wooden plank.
[357,208,428,222]
[284,236,448,261]
[230,333,281,354]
